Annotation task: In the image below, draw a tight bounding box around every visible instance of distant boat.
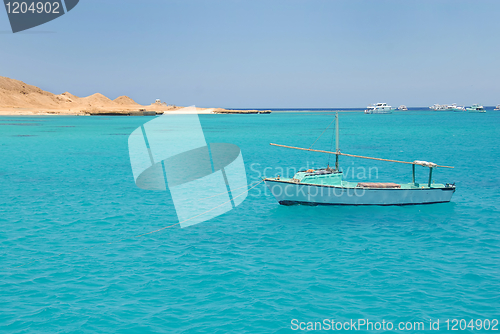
[365,103,394,114]
[467,104,486,113]
[448,103,465,112]
[398,105,408,111]
[494,105,500,111]
[451,105,466,112]
[430,104,445,111]
[430,103,465,111]
[264,113,456,206]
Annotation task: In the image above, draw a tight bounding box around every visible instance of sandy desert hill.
[114,96,141,106]
[0,76,146,115]
[0,76,255,115]
[0,76,61,109]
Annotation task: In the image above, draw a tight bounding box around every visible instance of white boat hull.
[265,180,455,206]
[364,109,394,114]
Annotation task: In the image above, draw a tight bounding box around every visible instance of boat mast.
[335,112,339,171]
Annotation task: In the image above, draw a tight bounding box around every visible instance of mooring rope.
[134,179,264,238]
[10,179,265,269]
[195,179,262,202]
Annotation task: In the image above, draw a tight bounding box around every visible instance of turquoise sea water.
[1,111,499,333]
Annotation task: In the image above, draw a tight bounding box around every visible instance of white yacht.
[448,103,465,112]
[430,104,446,111]
[365,103,395,114]
[494,105,500,111]
[467,104,486,113]
[430,104,465,112]
[398,105,408,111]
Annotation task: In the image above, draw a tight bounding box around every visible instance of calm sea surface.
[1,110,499,333]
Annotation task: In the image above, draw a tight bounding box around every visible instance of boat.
[451,105,466,112]
[466,104,486,113]
[494,105,500,111]
[445,103,465,112]
[430,104,451,111]
[264,113,456,206]
[364,103,395,114]
[430,103,465,111]
[398,105,408,111]
[429,104,451,111]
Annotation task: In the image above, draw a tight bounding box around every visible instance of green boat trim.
[265,169,453,191]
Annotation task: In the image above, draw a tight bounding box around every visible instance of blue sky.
[1,0,499,108]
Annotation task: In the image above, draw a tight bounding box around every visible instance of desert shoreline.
[0,108,363,116]
[0,76,273,116]
[0,75,370,116]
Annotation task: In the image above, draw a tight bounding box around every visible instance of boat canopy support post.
[335,112,339,171]
[428,167,433,187]
[412,164,415,184]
